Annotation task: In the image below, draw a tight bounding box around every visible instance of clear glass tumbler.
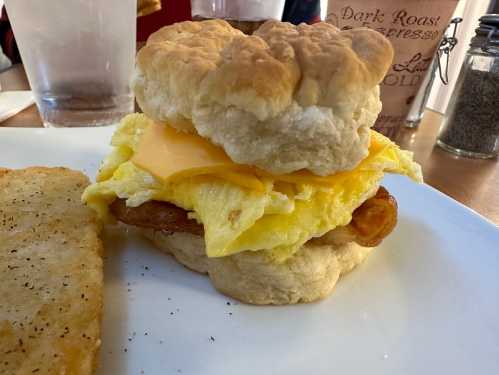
[191,0,285,34]
[5,0,137,127]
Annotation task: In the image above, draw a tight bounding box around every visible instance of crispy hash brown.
[0,167,103,375]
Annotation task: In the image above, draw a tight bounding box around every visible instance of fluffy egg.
[83,114,422,261]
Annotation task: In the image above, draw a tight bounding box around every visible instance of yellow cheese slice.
[131,122,265,191]
[132,122,390,189]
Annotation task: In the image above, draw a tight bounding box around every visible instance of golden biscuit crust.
[133,20,394,175]
[135,19,392,122]
[142,230,372,305]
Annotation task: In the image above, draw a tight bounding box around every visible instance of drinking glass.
[191,0,285,34]
[5,0,137,127]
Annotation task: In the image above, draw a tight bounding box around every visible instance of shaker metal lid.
[473,14,499,51]
[475,14,499,40]
[480,14,499,27]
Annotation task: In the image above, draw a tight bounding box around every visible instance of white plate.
[1,127,499,375]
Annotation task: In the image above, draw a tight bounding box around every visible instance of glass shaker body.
[437,31,499,158]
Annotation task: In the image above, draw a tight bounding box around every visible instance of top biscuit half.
[133,19,394,176]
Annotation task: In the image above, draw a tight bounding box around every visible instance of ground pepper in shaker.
[437,15,499,159]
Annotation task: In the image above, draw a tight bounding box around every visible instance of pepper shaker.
[437,15,499,159]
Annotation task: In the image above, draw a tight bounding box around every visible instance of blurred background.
[122,0,499,119]
[0,0,496,118]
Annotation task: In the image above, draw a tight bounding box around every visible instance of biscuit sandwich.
[83,19,422,305]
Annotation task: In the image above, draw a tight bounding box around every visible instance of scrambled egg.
[83,114,422,261]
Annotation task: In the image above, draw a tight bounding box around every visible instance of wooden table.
[2,64,498,225]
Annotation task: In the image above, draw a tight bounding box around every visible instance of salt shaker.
[437,15,499,159]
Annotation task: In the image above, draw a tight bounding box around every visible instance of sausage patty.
[110,199,203,235]
[110,186,397,248]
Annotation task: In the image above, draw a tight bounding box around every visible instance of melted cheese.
[131,123,265,191]
[131,122,391,191]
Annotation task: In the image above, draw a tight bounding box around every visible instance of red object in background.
[137,0,191,41]
[0,6,21,63]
